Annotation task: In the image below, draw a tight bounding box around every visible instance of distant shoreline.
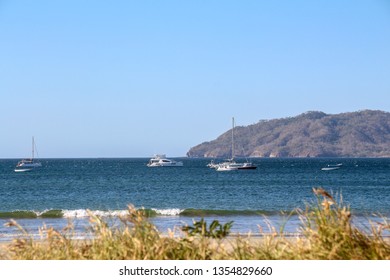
[188,110,390,158]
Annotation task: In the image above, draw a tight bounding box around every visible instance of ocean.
[0,158,389,241]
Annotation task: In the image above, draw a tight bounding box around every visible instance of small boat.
[321,163,342,171]
[15,137,42,172]
[321,166,340,171]
[147,154,183,167]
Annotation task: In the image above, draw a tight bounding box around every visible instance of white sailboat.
[15,137,42,172]
[214,118,257,171]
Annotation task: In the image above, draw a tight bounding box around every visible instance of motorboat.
[321,163,342,171]
[321,166,340,171]
[147,154,183,167]
[15,137,42,172]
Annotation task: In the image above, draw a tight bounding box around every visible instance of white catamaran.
[15,137,42,172]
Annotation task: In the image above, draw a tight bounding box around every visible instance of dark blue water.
[0,158,389,240]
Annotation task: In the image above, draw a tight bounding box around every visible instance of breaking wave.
[0,208,294,219]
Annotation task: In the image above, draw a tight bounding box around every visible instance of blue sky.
[1,0,389,158]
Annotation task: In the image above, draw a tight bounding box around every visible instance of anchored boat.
[15,137,42,172]
[147,154,183,167]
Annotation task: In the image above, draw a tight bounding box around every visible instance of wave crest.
[0,208,287,219]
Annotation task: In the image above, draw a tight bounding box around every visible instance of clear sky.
[1,0,389,158]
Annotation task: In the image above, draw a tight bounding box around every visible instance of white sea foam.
[61,208,183,218]
[62,209,128,218]
[152,208,183,216]
[33,210,51,216]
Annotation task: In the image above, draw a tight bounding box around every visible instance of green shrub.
[182,218,233,239]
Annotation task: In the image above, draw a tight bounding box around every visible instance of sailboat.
[215,118,257,171]
[14,137,42,172]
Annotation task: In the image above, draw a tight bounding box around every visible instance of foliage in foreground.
[182,218,233,239]
[1,188,390,260]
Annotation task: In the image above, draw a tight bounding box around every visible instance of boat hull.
[14,168,33,172]
[238,166,257,170]
[216,162,257,171]
[321,167,340,171]
[148,162,183,167]
[216,165,239,171]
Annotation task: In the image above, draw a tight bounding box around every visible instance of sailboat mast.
[32,137,35,160]
[231,117,235,160]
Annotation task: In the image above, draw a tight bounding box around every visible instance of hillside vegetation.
[187,110,390,158]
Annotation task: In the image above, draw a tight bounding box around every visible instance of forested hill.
[187,110,390,158]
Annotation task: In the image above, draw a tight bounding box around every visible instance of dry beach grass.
[1,188,390,260]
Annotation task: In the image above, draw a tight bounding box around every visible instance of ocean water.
[0,158,389,241]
